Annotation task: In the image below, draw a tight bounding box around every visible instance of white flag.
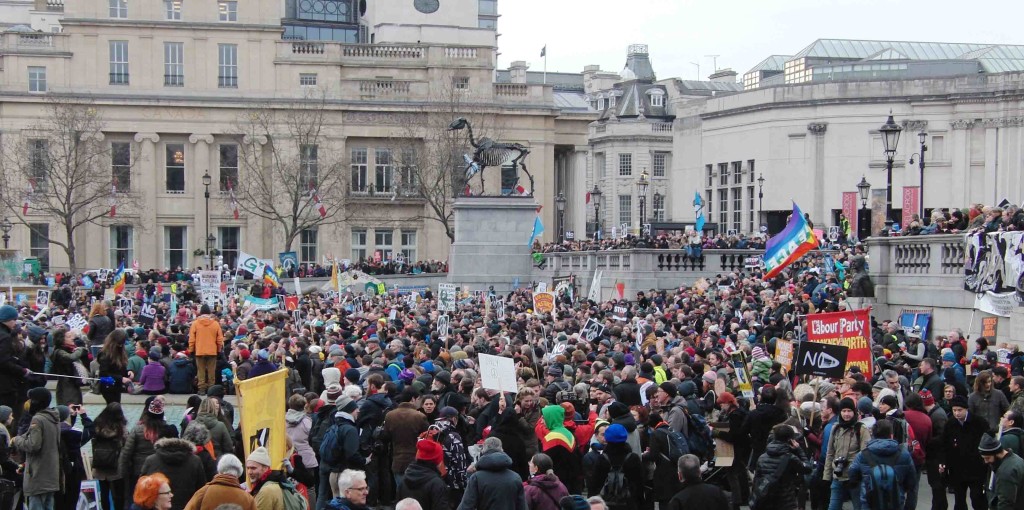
[587,270,602,302]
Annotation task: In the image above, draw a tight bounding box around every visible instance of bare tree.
[235,91,349,252]
[0,98,141,273]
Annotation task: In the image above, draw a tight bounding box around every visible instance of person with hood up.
[536,405,581,495]
[742,386,789,467]
[846,420,916,510]
[524,453,570,510]
[194,397,233,457]
[397,438,449,510]
[183,453,257,510]
[822,397,871,510]
[457,437,527,510]
[50,327,89,405]
[750,425,812,510]
[588,424,643,510]
[188,304,225,394]
[12,387,62,509]
[286,393,319,493]
[167,352,196,394]
[140,432,207,510]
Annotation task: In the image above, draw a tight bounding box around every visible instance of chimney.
[509,61,529,83]
[708,68,738,83]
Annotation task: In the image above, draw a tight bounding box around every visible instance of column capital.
[134,132,160,143]
[807,122,828,135]
[80,131,105,142]
[950,119,976,130]
[243,134,268,145]
[189,134,215,145]
[901,119,928,132]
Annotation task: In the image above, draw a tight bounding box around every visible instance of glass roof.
[791,39,1011,61]
[747,55,791,73]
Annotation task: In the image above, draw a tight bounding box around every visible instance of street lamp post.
[909,131,928,220]
[555,191,567,242]
[0,218,11,249]
[202,170,212,269]
[636,170,649,237]
[857,175,871,240]
[590,185,603,239]
[757,173,765,226]
[879,114,903,234]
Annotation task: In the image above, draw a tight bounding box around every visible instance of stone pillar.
[448,197,538,292]
[982,118,1002,206]
[190,134,215,266]
[242,134,270,257]
[807,122,827,225]
[572,148,588,238]
[134,132,160,268]
[949,119,975,206]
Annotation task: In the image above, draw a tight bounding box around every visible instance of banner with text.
[805,308,873,377]
[842,192,858,239]
[964,231,1024,310]
[901,186,919,231]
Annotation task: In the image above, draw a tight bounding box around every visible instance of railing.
[652,122,673,132]
[18,34,52,47]
[342,45,424,59]
[494,83,529,97]
[292,42,325,55]
[445,47,478,59]
[358,80,411,95]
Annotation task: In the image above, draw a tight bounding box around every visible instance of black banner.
[794,341,849,379]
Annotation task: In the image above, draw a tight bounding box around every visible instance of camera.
[832,457,848,476]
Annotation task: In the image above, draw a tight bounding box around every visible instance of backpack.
[278,478,310,510]
[750,453,791,510]
[599,456,632,507]
[308,408,334,455]
[891,418,925,467]
[683,410,714,460]
[319,422,344,467]
[656,426,690,465]
[861,448,902,510]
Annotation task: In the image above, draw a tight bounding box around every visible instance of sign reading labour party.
[805,308,873,376]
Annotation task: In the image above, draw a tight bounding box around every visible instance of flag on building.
[762,202,819,279]
[109,181,117,217]
[235,368,288,484]
[111,261,126,295]
[227,180,240,220]
[527,216,545,246]
[22,180,34,215]
[693,191,705,232]
[263,264,281,288]
[311,187,327,218]
[585,191,591,204]
[540,45,546,57]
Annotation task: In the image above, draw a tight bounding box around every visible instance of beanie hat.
[607,401,630,419]
[248,446,272,467]
[604,423,628,444]
[416,439,444,465]
[146,397,164,417]
[702,371,717,384]
[28,387,51,409]
[547,365,563,377]
[335,395,358,413]
[950,395,969,409]
[979,433,1003,454]
[658,381,678,398]
[325,384,344,405]
[207,385,225,398]
[239,349,251,360]
[345,368,361,385]
[57,405,70,422]
[0,305,17,322]
[856,396,874,415]
[149,347,162,361]
[880,394,899,410]
[942,351,956,363]
[839,397,857,413]
[919,390,935,407]
[0,406,10,423]
[400,369,416,383]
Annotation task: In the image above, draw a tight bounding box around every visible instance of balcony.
[275,42,492,68]
[0,32,70,54]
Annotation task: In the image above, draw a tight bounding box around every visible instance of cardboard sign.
[199,270,221,288]
[804,308,873,376]
[437,314,450,342]
[794,341,850,379]
[732,356,755,399]
[582,318,605,342]
[35,290,50,309]
[438,283,457,312]
[535,282,548,293]
[775,339,795,372]
[613,305,627,321]
[495,297,506,321]
[65,314,88,332]
[284,295,299,311]
[479,354,518,393]
[118,298,133,316]
[982,316,998,339]
[532,292,555,315]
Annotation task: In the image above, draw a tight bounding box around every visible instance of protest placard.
[794,342,850,379]
[582,318,605,342]
[66,313,88,332]
[775,339,794,372]
[35,290,49,309]
[438,283,456,312]
[479,354,518,393]
[532,292,555,315]
[805,308,873,376]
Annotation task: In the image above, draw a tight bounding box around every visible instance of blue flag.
[527,216,545,246]
[693,192,705,232]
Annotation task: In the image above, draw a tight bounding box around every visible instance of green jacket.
[823,421,870,481]
[989,451,1024,510]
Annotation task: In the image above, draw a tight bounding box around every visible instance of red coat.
[904,408,932,452]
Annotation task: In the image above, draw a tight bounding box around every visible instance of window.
[374,229,393,260]
[164,226,187,270]
[748,186,755,233]
[618,153,632,176]
[652,152,667,177]
[399,149,418,191]
[109,225,133,268]
[618,194,632,226]
[29,224,49,272]
[650,92,664,107]
[299,144,318,187]
[478,17,496,29]
[164,42,184,86]
[653,194,665,222]
[300,73,317,86]
[453,76,469,90]
[218,226,240,269]
[28,67,46,92]
[732,188,742,231]
[219,144,238,191]
[164,0,182,20]
[704,189,711,214]
[478,0,497,15]
[109,0,127,18]
[732,161,742,184]
[718,163,728,185]
[705,164,713,187]
[374,148,393,193]
[165,143,185,193]
[111,142,131,191]
[300,228,317,265]
[351,228,367,261]
[400,230,417,263]
[29,139,48,192]
[748,160,756,183]
[218,1,237,21]
[595,153,605,178]
[218,44,237,88]
[350,148,367,192]
[718,189,728,231]
[109,41,129,85]
[609,95,617,108]
[294,0,353,22]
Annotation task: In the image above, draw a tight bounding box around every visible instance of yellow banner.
[235,368,288,484]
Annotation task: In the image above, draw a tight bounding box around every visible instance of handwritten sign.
[775,339,794,373]
[479,354,518,394]
[438,283,456,312]
[66,313,88,332]
[532,292,555,315]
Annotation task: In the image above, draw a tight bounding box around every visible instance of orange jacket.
[189,316,224,356]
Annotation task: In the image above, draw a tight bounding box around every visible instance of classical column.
[242,134,271,257]
[190,134,215,265]
[949,119,975,207]
[572,147,589,238]
[133,133,160,268]
[981,118,1003,207]
[807,122,828,225]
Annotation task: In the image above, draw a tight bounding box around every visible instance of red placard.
[901,186,919,231]
[842,192,857,237]
[805,308,873,377]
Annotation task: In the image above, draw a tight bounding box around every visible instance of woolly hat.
[344,368,361,385]
[207,385,225,398]
[57,405,70,422]
[149,347,162,361]
[979,433,1003,454]
[950,395,969,409]
[919,390,935,407]
[838,397,857,413]
[0,305,17,322]
[325,383,344,405]
[547,365,563,377]
[658,381,678,398]
[239,349,251,360]
[942,351,956,363]
[879,394,899,410]
[0,406,10,423]
[416,439,444,465]
[248,446,272,467]
[335,395,358,414]
[145,396,164,417]
[604,423,628,444]
[702,371,717,384]
[856,396,874,415]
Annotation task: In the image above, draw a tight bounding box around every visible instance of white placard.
[495,297,506,321]
[583,318,605,342]
[51,315,65,326]
[35,290,50,308]
[294,277,302,295]
[65,313,88,332]
[438,283,457,312]
[0,293,6,305]
[535,282,547,293]
[479,353,518,394]
[199,270,221,288]
[388,308,397,322]
[828,226,840,242]
[437,314,450,342]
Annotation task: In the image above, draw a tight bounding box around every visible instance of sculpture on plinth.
[448,117,533,196]
[847,255,874,298]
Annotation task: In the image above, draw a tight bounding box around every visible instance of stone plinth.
[448,197,538,292]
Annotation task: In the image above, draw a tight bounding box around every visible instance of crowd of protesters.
[900,204,1024,236]
[1,242,1023,510]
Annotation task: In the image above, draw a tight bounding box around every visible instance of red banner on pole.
[901,187,919,231]
[842,192,857,238]
[805,308,874,377]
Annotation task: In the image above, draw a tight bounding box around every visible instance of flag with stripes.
[22,180,34,215]
[310,185,327,218]
[227,180,240,220]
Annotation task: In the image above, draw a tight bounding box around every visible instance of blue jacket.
[167,357,195,394]
[848,438,916,510]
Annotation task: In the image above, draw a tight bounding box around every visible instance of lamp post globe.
[879,114,902,234]
[555,191,567,241]
[590,185,602,239]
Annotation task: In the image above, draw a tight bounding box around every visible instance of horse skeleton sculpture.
[448,117,533,196]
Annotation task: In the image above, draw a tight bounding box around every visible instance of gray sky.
[496,0,1024,81]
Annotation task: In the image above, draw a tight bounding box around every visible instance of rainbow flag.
[263,264,280,288]
[112,261,126,295]
[763,202,818,279]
